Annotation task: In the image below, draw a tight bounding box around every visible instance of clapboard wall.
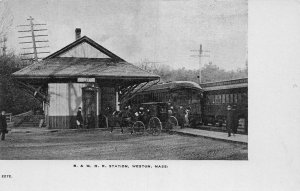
[46,83,117,129]
[47,83,86,129]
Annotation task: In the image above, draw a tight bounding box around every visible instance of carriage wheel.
[132,121,145,134]
[169,116,178,127]
[165,116,179,130]
[148,117,162,135]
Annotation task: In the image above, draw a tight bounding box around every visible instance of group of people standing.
[168,105,191,129]
[75,107,98,129]
[76,104,239,138]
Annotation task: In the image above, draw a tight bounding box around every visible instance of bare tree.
[0,1,13,55]
[0,1,13,37]
[135,58,159,73]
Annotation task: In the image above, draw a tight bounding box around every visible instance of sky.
[1,0,247,70]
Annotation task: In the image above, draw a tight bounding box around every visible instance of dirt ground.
[0,129,248,160]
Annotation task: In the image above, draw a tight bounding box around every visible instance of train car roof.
[141,81,203,92]
[140,102,166,105]
[200,78,248,91]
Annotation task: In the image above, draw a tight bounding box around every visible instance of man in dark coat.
[76,107,83,128]
[0,110,8,141]
[120,106,130,134]
[232,105,239,134]
[226,105,234,137]
[177,106,185,128]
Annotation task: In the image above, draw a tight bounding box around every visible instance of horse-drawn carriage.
[108,102,179,135]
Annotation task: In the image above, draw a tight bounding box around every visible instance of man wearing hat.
[226,105,234,137]
[0,110,8,140]
[76,107,83,128]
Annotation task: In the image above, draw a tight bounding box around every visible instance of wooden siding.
[48,83,86,116]
[48,116,74,129]
[48,115,106,129]
[47,83,117,129]
[48,83,87,128]
[58,42,110,58]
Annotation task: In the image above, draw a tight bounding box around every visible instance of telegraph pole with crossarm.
[17,16,50,61]
[190,44,210,84]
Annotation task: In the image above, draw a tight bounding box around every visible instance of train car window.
[207,95,210,104]
[238,93,242,103]
[215,95,218,104]
[230,94,233,103]
[234,94,238,103]
[242,93,248,103]
[222,94,225,104]
[162,93,164,101]
[215,95,220,104]
[226,94,229,103]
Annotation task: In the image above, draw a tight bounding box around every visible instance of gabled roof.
[13,35,160,82]
[13,57,159,80]
[44,36,125,61]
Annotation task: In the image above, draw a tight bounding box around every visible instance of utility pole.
[190,44,210,84]
[18,16,50,61]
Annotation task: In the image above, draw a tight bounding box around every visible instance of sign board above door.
[77,78,95,83]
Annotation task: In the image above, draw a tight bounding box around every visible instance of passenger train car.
[200,78,248,133]
[126,81,203,122]
[125,78,248,134]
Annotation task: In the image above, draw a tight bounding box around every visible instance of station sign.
[77,78,95,83]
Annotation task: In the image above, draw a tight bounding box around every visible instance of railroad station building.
[13,29,159,129]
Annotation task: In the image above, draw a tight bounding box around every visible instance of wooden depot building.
[13,28,159,129]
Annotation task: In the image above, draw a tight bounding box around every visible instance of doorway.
[82,86,97,128]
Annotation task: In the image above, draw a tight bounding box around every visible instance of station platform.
[9,126,248,144]
[171,128,248,144]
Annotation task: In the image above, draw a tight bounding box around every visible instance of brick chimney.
[75,28,81,40]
